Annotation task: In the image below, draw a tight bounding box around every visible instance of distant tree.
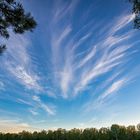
[137,123,140,131]
[111,124,120,140]
[0,0,37,53]
[130,0,140,29]
[99,127,110,140]
[19,131,33,140]
[118,126,127,140]
[32,131,39,140]
[46,130,54,140]
[67,128,82,140]
[127,125,136,139]
[137,124,140,140]
[53,128,67,140]
[82,128,93,140]
[38,130,47,140]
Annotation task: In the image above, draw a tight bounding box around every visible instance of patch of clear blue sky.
[0,0,140,132]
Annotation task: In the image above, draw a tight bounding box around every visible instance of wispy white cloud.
[29,109,38,116]
[52,0,79,24]
[32,95,41,102]
[7,65,41,90]
[72,16,136,96]
[77,46,97,69]
[0,81,5,91]
[46,90,57,99]
[0,31,42,92]
[49,11,138,100]
[83,75,131,113]
[73,45,126,96]
[110,14,135,34]
[54,26,72,48]
[17,98,32,106]
[101,78,127,99]
[32,95,56,115]
[59,61,73,98]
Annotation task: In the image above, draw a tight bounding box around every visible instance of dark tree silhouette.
[0,0,37,53]
[130,0,140,29]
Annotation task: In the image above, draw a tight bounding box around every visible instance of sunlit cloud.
[0,119,38,133]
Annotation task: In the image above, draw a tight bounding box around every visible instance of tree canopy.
[0,0,37,53]
[130,0,140,29]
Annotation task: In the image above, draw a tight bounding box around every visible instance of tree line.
[0,124,140,140]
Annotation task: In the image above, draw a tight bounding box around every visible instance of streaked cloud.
[101,78,127,99]
[7,65,41,90]
[1,31,42,91]
[29,109,39,116]
[0,81,5,91]
[48,12,137,99]
[32,95,56,115]
[17,98,32,106]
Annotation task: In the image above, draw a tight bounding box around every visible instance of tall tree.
[130,0,140,29]
[0,0,37,53]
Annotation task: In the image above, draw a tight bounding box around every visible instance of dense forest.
[0,124,140,140]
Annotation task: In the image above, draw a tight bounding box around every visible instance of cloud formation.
[49,12,137,100]
[0,0,140,132]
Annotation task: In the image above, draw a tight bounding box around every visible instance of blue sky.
[0,0,140,133]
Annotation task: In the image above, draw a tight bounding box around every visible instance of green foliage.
[0,0,37,53]
[129,0,140,29]
[0,124,140,140]
[137,123,140,131]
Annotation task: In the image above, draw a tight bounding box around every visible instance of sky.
[0,0,140,133]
